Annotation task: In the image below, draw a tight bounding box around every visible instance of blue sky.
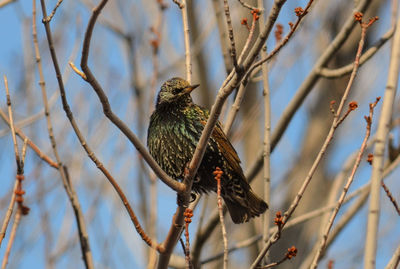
[0,0,399,268]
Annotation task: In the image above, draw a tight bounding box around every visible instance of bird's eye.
[173,87,185,95]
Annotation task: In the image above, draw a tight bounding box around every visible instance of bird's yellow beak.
[184,84,200,94]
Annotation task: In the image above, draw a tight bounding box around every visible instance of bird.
[147,77,267,223]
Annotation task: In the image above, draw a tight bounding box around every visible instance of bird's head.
[156,77,199,108]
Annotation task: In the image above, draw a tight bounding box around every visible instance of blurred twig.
[1,77,29,269]
[0,109,59,169]
[258,0,272,261]
[365,14,400,268]
[251,11,375,268]
[0,0,15,8]
[1,207,22,269]
[385,243,400,269]
[317,27,395,78]
[222,0,238,71]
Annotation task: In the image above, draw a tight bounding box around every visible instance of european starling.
[147,77,268,223]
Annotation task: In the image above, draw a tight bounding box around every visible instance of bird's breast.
[148,109,199,179]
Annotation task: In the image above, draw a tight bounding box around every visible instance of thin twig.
[3,76,21,173]
[317,27,395,78]
[192,206,227,266]
[223,82,246,134]
[180,0,192,83]
[202,153,400,266]
[79,0,183,193]
[1,78,29,268]
[385,243,400,269]
[1,207,22,269]
[364,14,400,269]
[147,4,166,264]
[183,3,295,258]
[0,180,18,248]
[261,246,297,268]
[212,0,233,73]
[241,0,287,71]
[223,0,239,71]
[214,168,228,269]
[71,0,164,253]
[37,1,95,267]
[258,0,272,260]
[21,138,28,165]
[244,0,372,183]
[237,0,263,12]
[45,0,64,22]
[172,0,184,9]
[309,190,370,268]
[250,11,374,269]
[317,134,376,248]
[0,0,15,8]
[223,0,314,181]
[245,0,315,77]
[0,109,59,169]
[381,182,400,215]
[200,190,361,266]
[223,12,259,134]
[148,0,165,114]
[69,62,87,80]
[310,97,380,269]
[237,11,258,65]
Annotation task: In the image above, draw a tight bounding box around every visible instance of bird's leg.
[177,192,197,206]
[190,192,197,203]
[177,193,185,206]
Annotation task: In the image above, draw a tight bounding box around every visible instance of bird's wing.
[196,106,244,176]
[213,121,244,175]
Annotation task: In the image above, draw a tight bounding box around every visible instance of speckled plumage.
[147,77,267,223]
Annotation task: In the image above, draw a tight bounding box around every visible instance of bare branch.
[381,181,400,215]
[244,0,373,183]
[181,0,192,83]
[237,0,264,12]
[0,181,18,248]
[0,0,15,8]
[251,10,374,268]
[0,109,59,169]
[214,168,228,269]
[246,0,315,75]
[172,0,184,9]
[1,207,22,269]
[223,0,239,71]
[44,0,64,23]
[385,243,400,269]
[365,14,400,269]
[79,0,184,193]
[311,97,380,268]
[3,76,22,173]
[317,27,395,78]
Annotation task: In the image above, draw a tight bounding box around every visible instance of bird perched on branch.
[147,77,267,223]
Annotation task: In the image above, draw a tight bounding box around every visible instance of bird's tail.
[224,189,268,224]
